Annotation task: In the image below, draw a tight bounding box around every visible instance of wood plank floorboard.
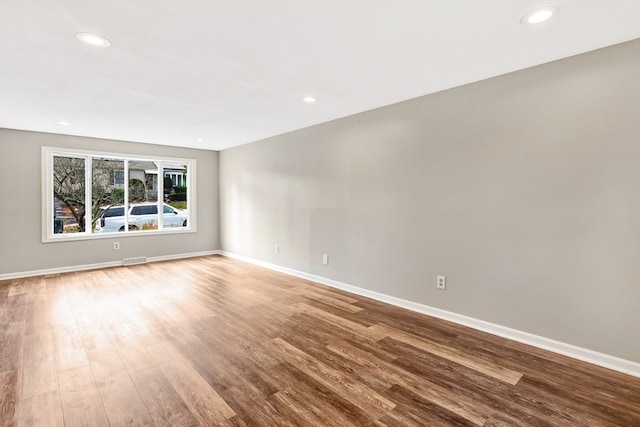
[13,389,64,427]
[0,254,638,426]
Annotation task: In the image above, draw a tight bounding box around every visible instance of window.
[113,170,125,186]
[43,147,196,241]
[103,207,125,217]
[164,167,187,191]
[131,205,156,215]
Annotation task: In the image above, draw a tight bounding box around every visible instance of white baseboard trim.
[147,250,221,264]
[0,261,123,280]
[220,251,640,378]
[0,250,220,280]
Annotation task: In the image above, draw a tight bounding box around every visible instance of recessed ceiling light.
[521,7,559,25]
[76,32,111,47]
[56,121,70,126]
[303,96,318,103]
[196,138,204,142]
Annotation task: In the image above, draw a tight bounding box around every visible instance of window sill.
[43,226,197,243]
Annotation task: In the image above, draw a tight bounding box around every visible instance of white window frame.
[42,146,197,242]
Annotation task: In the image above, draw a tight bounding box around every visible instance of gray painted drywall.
[0,129,219,275]
[219,40,640,362]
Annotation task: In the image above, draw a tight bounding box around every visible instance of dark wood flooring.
[0,255,638,426]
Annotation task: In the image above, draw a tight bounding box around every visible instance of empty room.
[0,1,639,426]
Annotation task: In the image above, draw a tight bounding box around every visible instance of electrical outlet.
[275,244,279,254]
[113,242,120,250]
[437,275,446,290]
[322,254,328,265]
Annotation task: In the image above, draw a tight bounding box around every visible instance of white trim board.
[0,250,220,280]
[220,251,640,378]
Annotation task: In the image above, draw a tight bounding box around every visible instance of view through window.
[44,148,194,240]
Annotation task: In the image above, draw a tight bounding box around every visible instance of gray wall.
[219,40,640,362]
[0,129,219,275]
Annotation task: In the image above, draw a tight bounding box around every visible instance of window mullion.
[85,156,92,233]
[157,161,164,230]
[124,159,129,232]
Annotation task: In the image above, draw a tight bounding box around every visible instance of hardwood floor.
[0,255,638,426]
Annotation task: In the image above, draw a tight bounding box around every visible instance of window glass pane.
[144,161,160,203]
[128,161,159,231]
[163,162,188,229]
[53,156,85,234]
[92,157,124,233]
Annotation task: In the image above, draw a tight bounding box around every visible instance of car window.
[104,207,124,217]
[163,205,175,214]
[131,205,157,215]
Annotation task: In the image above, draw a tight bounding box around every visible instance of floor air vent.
[122,257,148,266]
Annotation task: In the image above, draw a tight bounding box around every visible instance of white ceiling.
[1,1,639,151]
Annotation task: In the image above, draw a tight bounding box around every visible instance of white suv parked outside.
[95,202,188,232]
